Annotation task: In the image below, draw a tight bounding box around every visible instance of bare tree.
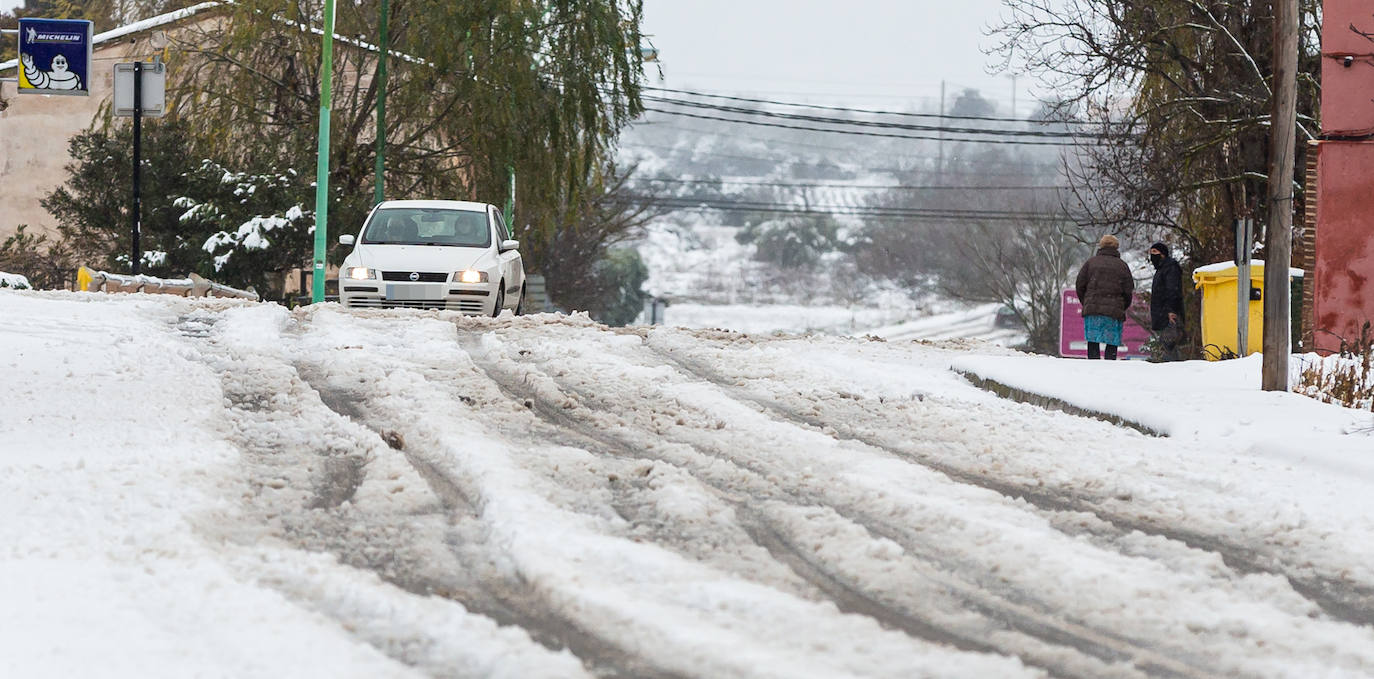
[856,143,1088,353]
[990,0,1322,265]
[541,161,669,313]
[934,213,1088,354]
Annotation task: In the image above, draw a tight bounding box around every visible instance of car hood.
[350,244,494,273]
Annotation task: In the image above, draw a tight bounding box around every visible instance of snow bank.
[0,293,412,677]
[950,352,1374,476]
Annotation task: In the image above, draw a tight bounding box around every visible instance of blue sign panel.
[17,18,93,96]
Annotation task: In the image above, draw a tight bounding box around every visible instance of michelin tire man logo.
[20,48,83,91]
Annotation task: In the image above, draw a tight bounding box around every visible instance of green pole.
[312,0,338,304]
[373,0,389,206]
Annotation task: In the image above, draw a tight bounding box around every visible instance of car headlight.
[345,267,376,280]
[454,270,488,284]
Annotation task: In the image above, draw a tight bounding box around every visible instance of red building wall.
[1315,0,1374,352]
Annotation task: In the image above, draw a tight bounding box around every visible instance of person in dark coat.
[1074,234,1135,360]
[1148,241,1185,361]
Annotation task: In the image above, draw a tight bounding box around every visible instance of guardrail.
[77,267,260,301]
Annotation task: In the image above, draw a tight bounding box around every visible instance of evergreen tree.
[736,215,840,270]
[43,120,201,277]
[585,247,649,326]
[43,119,320,297]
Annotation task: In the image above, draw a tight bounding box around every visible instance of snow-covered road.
[3,291,1373,678]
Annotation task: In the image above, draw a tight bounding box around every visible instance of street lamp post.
[373,0,389,206]
[312,0,337,304]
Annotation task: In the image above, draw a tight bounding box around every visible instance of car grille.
[381,271,448,282]
[344,297,489,315]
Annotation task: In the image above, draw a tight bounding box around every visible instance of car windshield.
[362,208,491,247]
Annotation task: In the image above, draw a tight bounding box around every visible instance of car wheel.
[514,283,526,316]
[492,285,504,318]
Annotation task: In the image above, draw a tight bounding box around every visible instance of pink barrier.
[1059,290,1153,359]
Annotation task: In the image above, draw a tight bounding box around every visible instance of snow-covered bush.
[585,248,650,326]
[0,225,74,290]
[736,215,840,270]
[0,272,31,290]
[181,159,314,294]
[1296,323,1374,411]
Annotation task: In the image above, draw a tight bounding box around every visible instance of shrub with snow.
[1296,323,1374,412]
[0,272,31,290]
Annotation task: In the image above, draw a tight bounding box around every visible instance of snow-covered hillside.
[4,289,1373,678]
[632,219,972,336]
[616,113,1048,343]
[631,216,1020,339]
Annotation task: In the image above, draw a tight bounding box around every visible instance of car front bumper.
[339,280,497,315]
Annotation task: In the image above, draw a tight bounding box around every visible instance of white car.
[337,200,525,316]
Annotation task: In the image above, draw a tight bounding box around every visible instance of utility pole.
[1262,0,1297,390]
[312,0,338,304]
[373,0,389,206]
[1009,74,1017,119]
[937,80,945,181]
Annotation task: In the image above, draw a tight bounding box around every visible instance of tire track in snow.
[293,330,1042,679]
[643,333,1374,630]
[452,336,995,653]
[175,310,670,679]
[458,331,1198,679]
[177,320,596,677]
[294,365,696,679]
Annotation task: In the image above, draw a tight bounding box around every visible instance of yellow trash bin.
[1191,261,1302,360]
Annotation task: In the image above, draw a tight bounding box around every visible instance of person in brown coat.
[1074,234,1135,359]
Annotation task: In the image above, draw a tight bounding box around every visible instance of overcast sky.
[641,0,1034,115]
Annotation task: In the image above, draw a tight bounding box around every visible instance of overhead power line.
[639,177,1069,191]
[635,122,940,158]
[618,142,1059,178]
[641,107,1088,147]
[641,85,1121,127]
[644,96,1112,140]
[639,196,1077,222]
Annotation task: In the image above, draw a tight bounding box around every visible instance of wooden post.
[1263,0,1298,390]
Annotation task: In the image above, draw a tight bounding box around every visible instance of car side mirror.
[499,239,519,253]
[338,234,356,246]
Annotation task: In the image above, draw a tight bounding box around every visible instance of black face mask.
[1149,253,1164,267]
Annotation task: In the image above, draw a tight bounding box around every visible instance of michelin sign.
[17,18,93,96]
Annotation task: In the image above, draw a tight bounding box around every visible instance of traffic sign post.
[113,61,166,117]
[1235,216,1253,356]
[114,61,167,275]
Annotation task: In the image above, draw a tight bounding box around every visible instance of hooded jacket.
[1149,242,1185,331]
[1074,245,1134,321]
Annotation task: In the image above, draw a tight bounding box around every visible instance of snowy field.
[3,289,1374,678]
